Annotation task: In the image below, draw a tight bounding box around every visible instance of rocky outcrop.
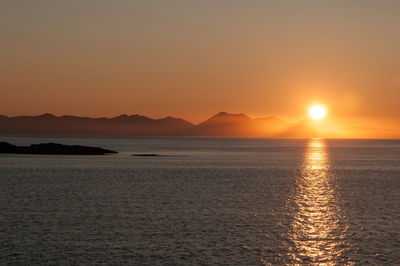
[0,142,117,155]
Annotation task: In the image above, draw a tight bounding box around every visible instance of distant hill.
[0,112,399,138]
[0,113,194,136]
[189,112,289,137]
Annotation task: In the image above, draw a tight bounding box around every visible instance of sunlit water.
[0,136,399,265]
[285,139,349,265]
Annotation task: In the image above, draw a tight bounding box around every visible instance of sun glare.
[309,105,327,120]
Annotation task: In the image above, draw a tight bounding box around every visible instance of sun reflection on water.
[287,138,349,265]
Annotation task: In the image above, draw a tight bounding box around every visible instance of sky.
[1,0,400,127]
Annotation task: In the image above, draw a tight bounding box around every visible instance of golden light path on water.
[287,138,350,265]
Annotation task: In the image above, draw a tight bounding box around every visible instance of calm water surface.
[0,136,399,265]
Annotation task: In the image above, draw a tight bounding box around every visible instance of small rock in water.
[132,153,162,157]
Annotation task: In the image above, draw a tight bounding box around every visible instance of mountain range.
[0,112,399,139]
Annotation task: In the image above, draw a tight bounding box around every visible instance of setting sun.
[309,105,327,120]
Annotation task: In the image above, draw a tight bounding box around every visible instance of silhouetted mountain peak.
[0,113,193,136]
[1,112,398,138]
[113,114,128,119]
[201,112,251,125]
[129,114,149,119]
[38,113,56,118]
[212,111,249,119]
[215,111,229,116]
[160,116,180,122]
[110,114,151,122]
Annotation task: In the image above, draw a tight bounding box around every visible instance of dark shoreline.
[0,142,117,155]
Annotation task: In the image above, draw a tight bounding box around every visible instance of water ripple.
[284,139,352,265]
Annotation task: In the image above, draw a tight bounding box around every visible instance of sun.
[308,105,327,120]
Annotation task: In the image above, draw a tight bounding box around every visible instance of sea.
[0,136,399,265]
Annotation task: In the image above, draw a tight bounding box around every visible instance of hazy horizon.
[1,0,400,129]
[1,110,399,139]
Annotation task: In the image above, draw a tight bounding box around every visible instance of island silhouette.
[0,112,399,139]
[0,142,117,155]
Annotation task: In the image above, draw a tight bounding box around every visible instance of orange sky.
[1,1,399,128]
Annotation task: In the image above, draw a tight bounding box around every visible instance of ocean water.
[0,136,399,265]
